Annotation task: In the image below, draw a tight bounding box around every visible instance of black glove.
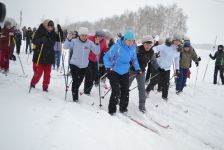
[209,53,212,58]
[57,24,62,31]
[195,62,199,67]
[197,57,201,61]
[175,69,180,76]
[106,68,112,74]
[158,67,165,73]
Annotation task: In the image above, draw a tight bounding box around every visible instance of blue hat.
[124,31,135,40]
[183,41,191,48]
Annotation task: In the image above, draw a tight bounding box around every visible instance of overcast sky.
[2,0,224,44]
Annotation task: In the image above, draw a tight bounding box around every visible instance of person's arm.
[131,49,141,71]
[90,41,100,55]
[103,45,118,69]
[174,52,180,70]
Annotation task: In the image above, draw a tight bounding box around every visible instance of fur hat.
[142,35,154,44]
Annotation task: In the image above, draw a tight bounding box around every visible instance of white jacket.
[153,44,180,71]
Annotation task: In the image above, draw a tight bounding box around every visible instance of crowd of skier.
[1,17,224,115]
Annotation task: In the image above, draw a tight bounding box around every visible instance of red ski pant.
[31,63,51,89]
[0,49,10,70]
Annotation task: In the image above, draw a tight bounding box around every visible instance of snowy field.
[0,42,224,150]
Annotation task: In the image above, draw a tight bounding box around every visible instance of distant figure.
[15,29,22,55]
[25,27,33,54]
[209,45,224,85]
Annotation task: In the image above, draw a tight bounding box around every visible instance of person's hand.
[9,32,14,36]
[106,68,112,74]
[175,69,180,76]
[197,57,201,61]
[209,54,212,58]
[136,69,143,75]
[158,67,165,73]
[95,36,100,44]
[67,33,73,40]
[195,62,199,67]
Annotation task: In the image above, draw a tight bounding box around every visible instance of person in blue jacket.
[103,31,141,115]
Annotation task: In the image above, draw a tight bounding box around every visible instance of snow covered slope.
[0,42,224,150]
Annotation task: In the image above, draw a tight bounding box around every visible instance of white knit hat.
[78,27,89,35]
[142,35,154,44]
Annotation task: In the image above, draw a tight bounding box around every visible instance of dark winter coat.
[130,45,158,72]
[32,23,60,65]
[15,31,22,46]
[210,50,224,66]
[26,29,33,41]
[179,47,198,69]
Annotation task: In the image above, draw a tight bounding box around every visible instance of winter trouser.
[146,70,170,98]
[146,68,160,91]
[107,71,129,114]
[53,51,61,69]
[25,40,32,53]
[213,65,224,84]
[84,61,98,94]
[31,63,51,89]
[175,68,188,91]
[70,64,87,101]
[95,63,106,84]
[16,44,21,54]
[129,71,146,110]
[0,49,10,71]
[145,62,152,82]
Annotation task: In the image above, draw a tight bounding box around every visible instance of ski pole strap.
[37,44,44,65]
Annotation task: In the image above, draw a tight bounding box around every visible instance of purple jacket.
[54,41,61,51]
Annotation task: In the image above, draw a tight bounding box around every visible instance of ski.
[144,113,170,129]
[118,113,159,134]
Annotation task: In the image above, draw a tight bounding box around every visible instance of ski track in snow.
[0,42,224,150]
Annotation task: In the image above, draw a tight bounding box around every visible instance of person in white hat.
[63,27,100,102]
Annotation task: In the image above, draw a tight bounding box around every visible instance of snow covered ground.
[0,42,224,150]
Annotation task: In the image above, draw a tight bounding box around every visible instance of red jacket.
[88,35,108,62]
[0,27,15,51]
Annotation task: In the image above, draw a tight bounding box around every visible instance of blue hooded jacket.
[103,39,140,75]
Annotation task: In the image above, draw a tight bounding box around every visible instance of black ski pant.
[70,64,87,101]
[146,70,170,98]
[214,65,224,84]
[84,61,98,94]
[107,71,129,114]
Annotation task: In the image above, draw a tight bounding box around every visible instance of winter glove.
[195,62,199,67]
[209,53,212,58]
[57,24,62,31]
[155,52,160,58]
[9,32,14,36]
[197,57,201,61]
[175,69,180,76]
[158,67,165,73]
[106,68,112,74]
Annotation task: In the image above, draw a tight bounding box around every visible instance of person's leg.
[181,68,188,91]
[176,68,183,92]
[84,61,94,94]
[31,64,44,86]
[136,73,147,111]
[214,65,218,84]
[119,73,129,112]
[70,64,80,101]
[162,70,170,99]
[107,72,120,114]
[219,68,224,84]
[42,64,52,90]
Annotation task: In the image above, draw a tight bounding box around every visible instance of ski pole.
[13,37,25,75]
[59,32,68,100]
[29,44,44,93]
[130,72,159,92]
[203,36,217,81]
[193,66,199,95]
[101,72,138,98]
